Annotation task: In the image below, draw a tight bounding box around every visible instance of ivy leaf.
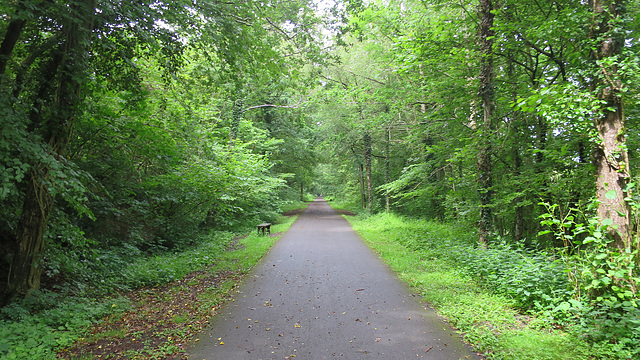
[605,190,618,200]
[601,218,614,227]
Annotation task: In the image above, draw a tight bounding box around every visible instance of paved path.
[188,199,480,360]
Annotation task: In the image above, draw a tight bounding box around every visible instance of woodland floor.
[60,233,283,359]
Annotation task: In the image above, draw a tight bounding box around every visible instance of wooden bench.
[257,222,272,235]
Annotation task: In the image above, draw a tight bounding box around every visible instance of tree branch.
[231,14,253,26]
[346,70,386,85]
[264,16,293,41]
[244,103,302,111]
[319,74,349,89]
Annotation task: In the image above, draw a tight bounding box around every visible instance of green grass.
[281,199,311,213]
[344,212,595,360]
[212,214,299,273]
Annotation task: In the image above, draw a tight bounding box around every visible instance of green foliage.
[348,212,593,360]
[348,208,640,358]
[0,213,301,360]
[114,231,234,290]
[0,293,129,360]
[538,199,640,358]
[457,243,572,312]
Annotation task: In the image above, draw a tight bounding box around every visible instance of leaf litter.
[60,269,242,359]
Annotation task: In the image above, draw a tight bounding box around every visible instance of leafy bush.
[453,243,572,312]
[0,293,129,360]
[538,200,640,359]
[356,213,572,313]
[117,231,234,289]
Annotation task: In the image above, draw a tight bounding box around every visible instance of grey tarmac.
[188,198,481,360]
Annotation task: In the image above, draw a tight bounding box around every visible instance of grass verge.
[343,212,596,360]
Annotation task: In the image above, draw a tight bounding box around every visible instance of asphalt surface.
[188,199,480,360]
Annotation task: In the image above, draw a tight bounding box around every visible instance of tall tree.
[590,0,632,250]
[476,0,496,246]
[7,0,96,301]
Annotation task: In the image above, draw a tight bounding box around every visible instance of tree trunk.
[359,163,366,209]
[300,183,304,201]
[4,0,95,303]
[385,128,390,213]
[229,97,243,148]
[364,132,372,212]
[476,0,495,247]
[591,0,631,250]
[0,18,26,79]
[506,53,525,242]
[7,175,53,301]
[513,147,524,241]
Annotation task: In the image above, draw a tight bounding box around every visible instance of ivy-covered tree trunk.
[385,128,390,213]
[476,0,495,247]
[229,97,244,148]
[5,0,95,302]
[590,0,632,250]
[359,163,366,209]
[9,175,53,299]
[364,132,372,212]
[513,146,525,241]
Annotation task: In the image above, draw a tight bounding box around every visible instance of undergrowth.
[0,212,301,360]
[346,212,635,360]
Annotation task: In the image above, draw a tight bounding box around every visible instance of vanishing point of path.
[188,199,481,360]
